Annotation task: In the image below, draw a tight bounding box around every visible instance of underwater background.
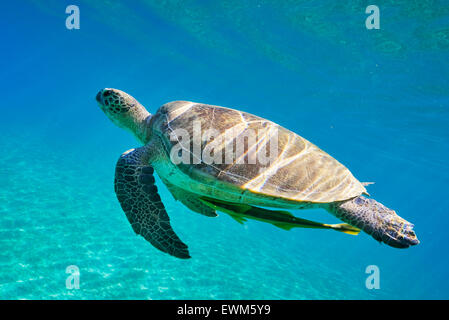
[1,0,448,299]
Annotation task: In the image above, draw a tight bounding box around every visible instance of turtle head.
[96,88,152,143]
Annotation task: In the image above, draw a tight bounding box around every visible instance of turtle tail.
[328,196,419,248]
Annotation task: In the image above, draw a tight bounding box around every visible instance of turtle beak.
[96,90,103,104]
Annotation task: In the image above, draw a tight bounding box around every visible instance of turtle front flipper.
[114,147,190,259]
[328,196,419,248]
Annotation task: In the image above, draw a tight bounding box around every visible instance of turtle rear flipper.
[165,183,218,217]
[329,196,419,248]
[114,147,190,259]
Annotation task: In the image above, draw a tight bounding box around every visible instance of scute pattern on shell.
[152,101,366,203]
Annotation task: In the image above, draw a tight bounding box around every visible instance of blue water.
[1,0,448,299]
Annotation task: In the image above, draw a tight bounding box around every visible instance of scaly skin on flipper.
[114,147,190,259]
[328,196,419,248]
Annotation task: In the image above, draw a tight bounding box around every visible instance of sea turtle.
[96,88,419,259]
